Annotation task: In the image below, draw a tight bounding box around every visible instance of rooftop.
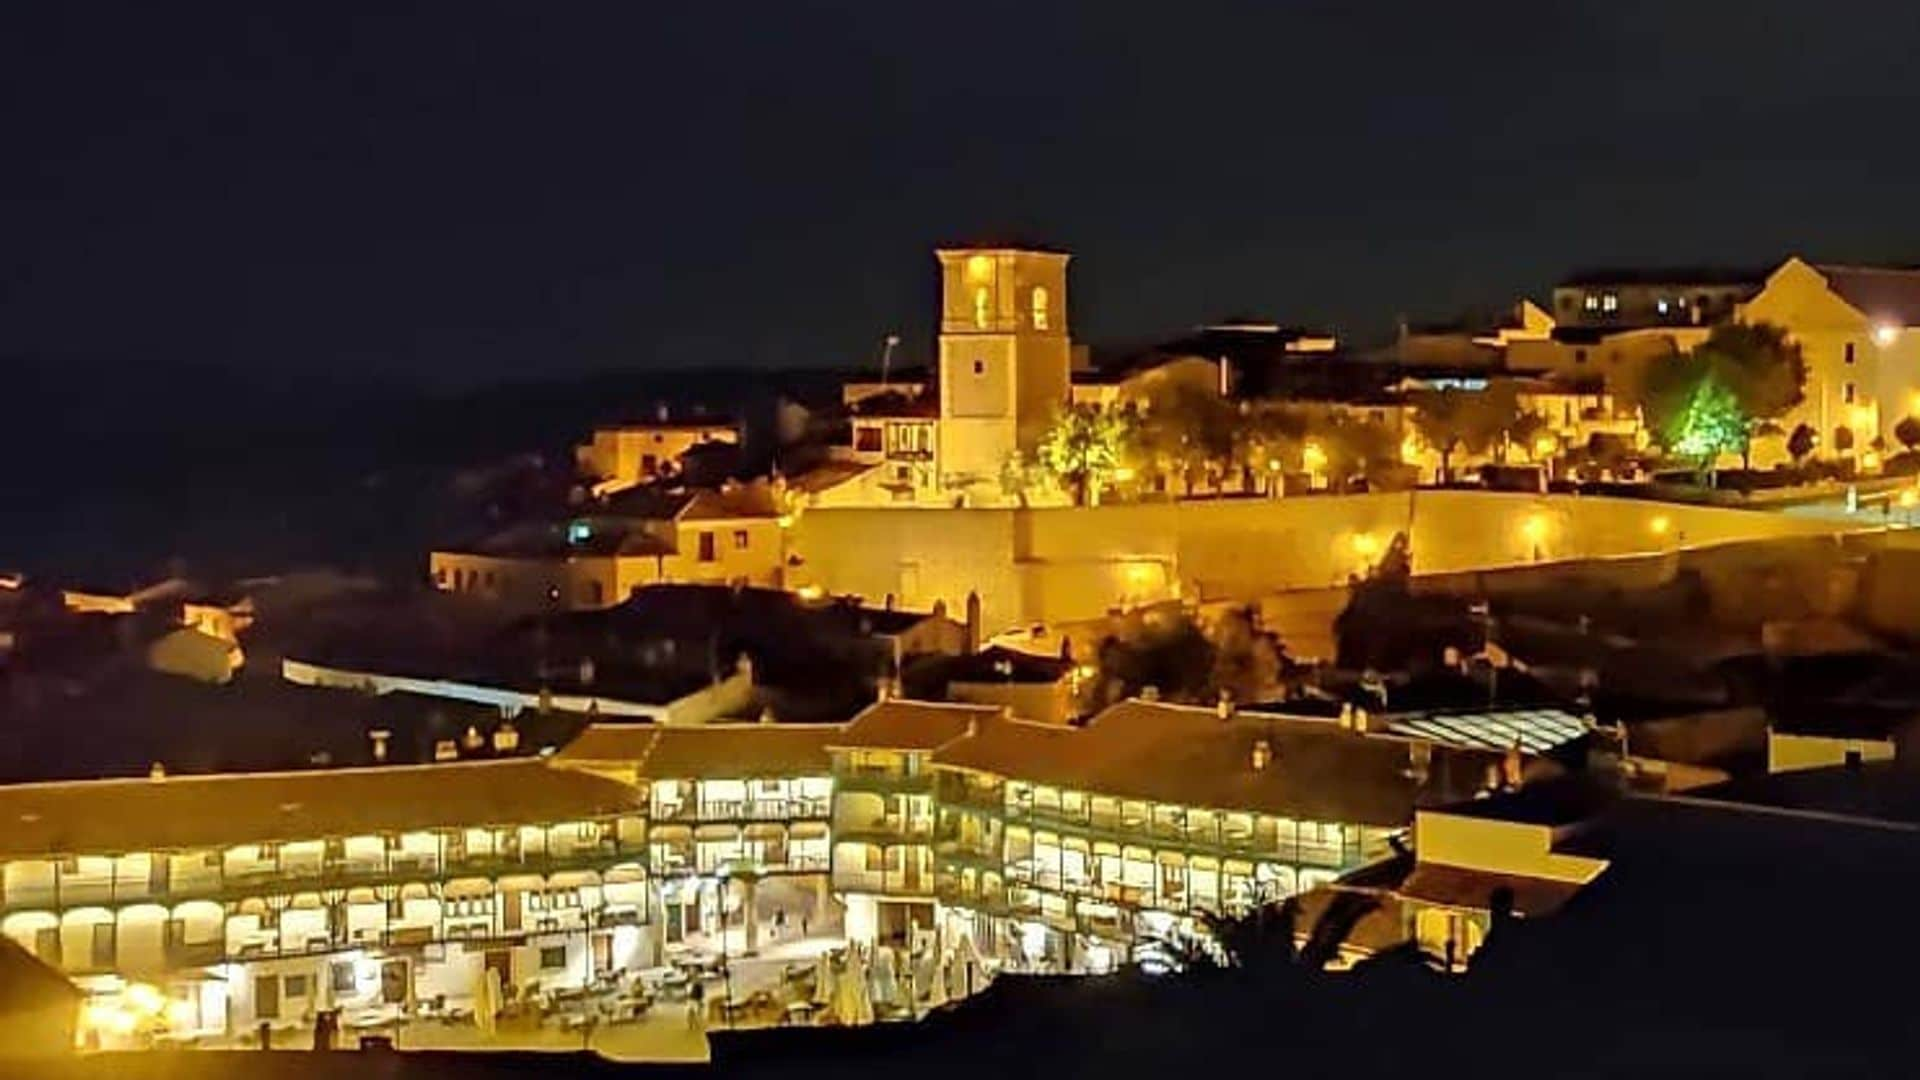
[1435,774,1619,828]
[0,759,642,859]
[932,699,1516,826]
[555,722,841,778]
[1815,263,1920,326]
[832,700,1002,751]
[1557,266,1769,288]
[0,668,580,783]
[1687,760,1920,827]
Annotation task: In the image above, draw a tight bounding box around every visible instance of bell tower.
[935,246,1072,493]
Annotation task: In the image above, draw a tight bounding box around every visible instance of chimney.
[434,739,459,762]
[369,728,392,763]
[148,762,167,782]
[964,591,982,655]
[1215,690,1234,721]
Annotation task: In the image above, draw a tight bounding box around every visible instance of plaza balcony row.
[1,868,650,979]
[0,825,645,915]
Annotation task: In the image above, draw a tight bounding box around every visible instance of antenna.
[879,334,901,388]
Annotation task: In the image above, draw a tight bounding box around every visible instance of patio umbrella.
[834,949,873,1026]
[870,945,897,1009]
[812,952,835,1007]
[474,966,500,1037]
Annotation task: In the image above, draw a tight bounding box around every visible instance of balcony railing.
[2,846,634,916]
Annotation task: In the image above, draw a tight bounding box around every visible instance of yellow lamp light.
[794,584,824,601]
[1649,514,1671,536]
[1533,434,1558,457]
[1302,441,1328,472]
[1400,432,1423,465]
[1350,532,1380,558]
[965,254,994,283]
[1863,450,1883,471]
[1521,513,1549,545]
[1875,323,1900,348]
[1850,405,1876,431]
[1899,488,1919,509]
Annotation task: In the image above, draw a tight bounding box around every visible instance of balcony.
[833,816,933,843]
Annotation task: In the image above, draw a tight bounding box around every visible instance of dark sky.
[9,1,1920,389]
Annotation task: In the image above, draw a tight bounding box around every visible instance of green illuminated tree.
[1665,375,1749,473]
[1038,404,1137,505]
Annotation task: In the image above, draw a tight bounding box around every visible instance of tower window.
[1032,286,1050,330]
[1601,293,1619,313]
[973,286,991,329]
[1845,342,1856,365]
[973,359,986,376]
[1844,382,1857,405]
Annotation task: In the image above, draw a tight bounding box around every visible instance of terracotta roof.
[679,485,780,521]
[555,723,839,778]
[1398,863,1588,917]
[1816,264,1920,325]
[830,700,1001,751]
[933,699,1511,826]
[0,759,642,859]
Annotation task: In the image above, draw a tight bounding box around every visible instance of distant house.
[907,645,1079,725]
[575,418,740,493]
[429,481,785,612]
[1740,257,1920,454]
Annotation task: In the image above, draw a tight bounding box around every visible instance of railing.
[2,847,635,916]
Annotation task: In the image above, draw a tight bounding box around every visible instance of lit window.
[1656,298,1669,315]
[567,521,591,544]
[1582,294,1599,312]
[1601,293,1619,313]
[1031,286,1050,330]
[973,286,991,328]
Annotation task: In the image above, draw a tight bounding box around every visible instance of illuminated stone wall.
[792,492,1862,637]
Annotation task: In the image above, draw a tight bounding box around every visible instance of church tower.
[934,246,1072,494]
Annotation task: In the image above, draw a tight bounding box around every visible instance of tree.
[1136,381,1239,495]
[1895,416,1920,454]
[1631,322,1806,471]
[1037,404,1136,505]
[1664,374,1749,471]
[1696,322,1807,423]
[1834,426,1856,455]
[1408,384,1519,483]
[1788,423,1818,466]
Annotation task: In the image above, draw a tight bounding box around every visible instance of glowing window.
[1031,286,1050,330]
[1601,293,1619,313]
[973,286,991,328]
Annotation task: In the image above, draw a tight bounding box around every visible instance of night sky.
[9,1,1920,389]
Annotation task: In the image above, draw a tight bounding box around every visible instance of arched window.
[1031,286,1050,330]
[973,286,991,329]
